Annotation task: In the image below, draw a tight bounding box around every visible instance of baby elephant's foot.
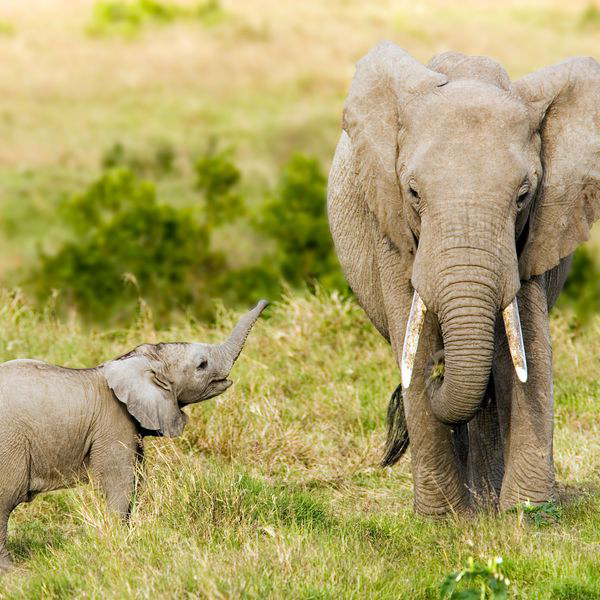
[0,554,13,573]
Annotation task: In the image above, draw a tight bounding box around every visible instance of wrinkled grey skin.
[328,41,600,515]
[0,300,267,569]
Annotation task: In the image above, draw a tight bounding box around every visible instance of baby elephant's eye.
[197,359,208,370]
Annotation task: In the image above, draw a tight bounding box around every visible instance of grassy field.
[0,291,598,598]
[1,0,600,597]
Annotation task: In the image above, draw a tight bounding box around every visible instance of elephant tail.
[381,384,409,467]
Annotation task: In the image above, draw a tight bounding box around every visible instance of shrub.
[29,168,226,324]
[257,154,345,290]
[555,245,600,326]
[195,147,245,228]
[26,149,346,324]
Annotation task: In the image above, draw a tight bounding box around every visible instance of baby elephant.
[0,300,268,569]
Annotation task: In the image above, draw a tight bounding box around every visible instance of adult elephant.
[328,41,600,515]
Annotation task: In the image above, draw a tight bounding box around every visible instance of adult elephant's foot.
[410,421,472,516]
[498,456,556,512]
[412,461,472,516]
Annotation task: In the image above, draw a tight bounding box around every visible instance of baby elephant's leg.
[89,438,142,520]
[0,451,30,570]
[0,505,13,571]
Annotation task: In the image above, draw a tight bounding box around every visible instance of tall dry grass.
[0,289,598,597]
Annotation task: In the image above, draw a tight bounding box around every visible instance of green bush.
[257,154,345,291]
[29,168,226,324]
[555,245,600,326]
[26,149,346,324]
[195,148,244,227]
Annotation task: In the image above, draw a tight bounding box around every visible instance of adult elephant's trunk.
[402,285,526,423]
[220,300,269,368]
[429,265,499,424]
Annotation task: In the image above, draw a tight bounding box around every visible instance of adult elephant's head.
[343,42,600,424]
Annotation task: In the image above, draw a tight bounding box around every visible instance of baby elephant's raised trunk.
[221,300,269,368]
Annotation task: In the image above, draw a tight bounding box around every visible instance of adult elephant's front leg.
[494,277,555,509]
[376,238,470,515]
[403,313,471,515]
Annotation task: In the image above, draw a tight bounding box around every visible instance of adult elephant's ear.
[342,41,447,247]
[103,352,187,437]
[513,57,600,280]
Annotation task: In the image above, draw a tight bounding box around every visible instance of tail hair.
[381,384,409,467]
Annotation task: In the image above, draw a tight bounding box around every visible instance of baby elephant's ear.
[103,356,188,437]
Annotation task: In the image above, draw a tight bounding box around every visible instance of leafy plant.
[195,147,244,228]
[257,154,345,290]
[440,556,510,600]
[556,246,600,326]
[29,168,227,324]
[26,148,348,323]
[519,501,562,527]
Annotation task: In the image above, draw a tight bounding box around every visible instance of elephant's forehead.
[189,343,210,358]
[407,80,529,137]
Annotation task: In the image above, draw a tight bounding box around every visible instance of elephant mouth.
[178,378,233,406]
[425,349,446,394]
[202,378,233,400]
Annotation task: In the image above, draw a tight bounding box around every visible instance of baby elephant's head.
[102,300,268,437]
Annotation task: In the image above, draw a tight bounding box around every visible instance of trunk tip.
[255,299,269,313]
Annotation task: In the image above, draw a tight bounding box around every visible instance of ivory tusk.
[401,291,427,389]
[502,297,528,383]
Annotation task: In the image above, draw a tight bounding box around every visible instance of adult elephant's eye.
[516,181,530,210]
[408,179,420,204]
[197,359,208,370]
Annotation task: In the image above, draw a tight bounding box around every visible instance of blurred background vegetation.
[1,0,600,327]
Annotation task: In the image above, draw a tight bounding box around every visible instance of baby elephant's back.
[0,360,102,476]
[0,359,100,425]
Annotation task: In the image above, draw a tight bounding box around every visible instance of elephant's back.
[0,361,105,494]
[0,360,99,418]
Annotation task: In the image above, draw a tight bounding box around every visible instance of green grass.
[0,290,599,597]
